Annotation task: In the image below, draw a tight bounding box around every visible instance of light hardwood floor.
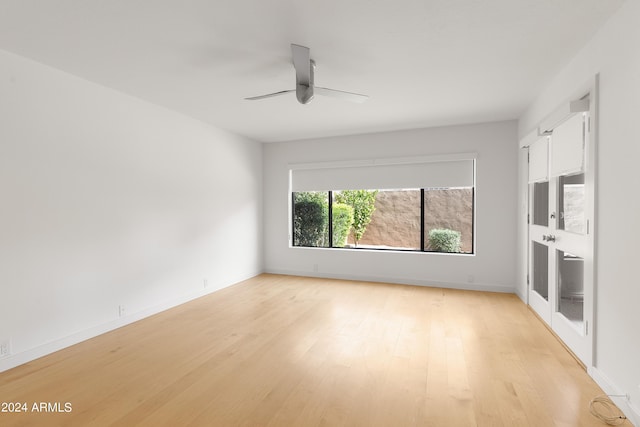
[0,274,630,426]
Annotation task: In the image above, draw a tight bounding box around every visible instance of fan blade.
[245,90,295,101]
[314,87,369,103]
[291,44,311,86]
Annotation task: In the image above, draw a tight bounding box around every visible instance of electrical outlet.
[118,305,126,318]
[203,278,208,289]
[0,339,11,358]
[313,264,318,272]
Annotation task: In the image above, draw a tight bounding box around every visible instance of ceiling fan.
[245,44,369,105]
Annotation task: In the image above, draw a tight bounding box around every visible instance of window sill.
[289,245,475,256]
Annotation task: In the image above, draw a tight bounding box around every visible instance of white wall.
[0,49,263,372]
[518,0,640,422]
[263,121,518,292]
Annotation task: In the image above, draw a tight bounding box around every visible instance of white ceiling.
[0,0,625,142]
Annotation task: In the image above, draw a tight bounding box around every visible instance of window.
[424,187,474,253]
[348,189,421,250]
[290,155,475,254]
[292,191,329,247]
[532,181,549,227]
[292,187,474,254]
[557,173,585,234]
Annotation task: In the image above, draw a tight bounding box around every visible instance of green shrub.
[428,228,461,253]
[294,191,327,206]
[332,203,354,247]
[293,192,328,247]
[334,190,378,246]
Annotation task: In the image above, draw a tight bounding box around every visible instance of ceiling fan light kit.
[246,44,368,105]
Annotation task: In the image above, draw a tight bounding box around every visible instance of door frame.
[522,75,598,369]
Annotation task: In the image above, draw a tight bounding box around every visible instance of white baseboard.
[589,367,640,427]
[0,271,261,374]
[265,269,516,294]
[514,285,527,303]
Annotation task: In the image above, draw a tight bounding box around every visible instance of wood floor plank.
[0,274,631,426]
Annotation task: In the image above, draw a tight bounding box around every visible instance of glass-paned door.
[528,110,594,367]
[528,178,554,326]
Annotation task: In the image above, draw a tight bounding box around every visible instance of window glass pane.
[558,173,585,234]
[532,181,549,226]
[532,241,549,301]
[339,189,420,250]
[331,194,354,248]
[292,191,329,247]
[424,187,473,253]
[557,250,584,328]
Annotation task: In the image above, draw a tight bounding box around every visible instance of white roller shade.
[550,113,585,177]
[291,156,475,192]
[528,137,549,183]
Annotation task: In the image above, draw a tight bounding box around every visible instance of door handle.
[542,234,556,242]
